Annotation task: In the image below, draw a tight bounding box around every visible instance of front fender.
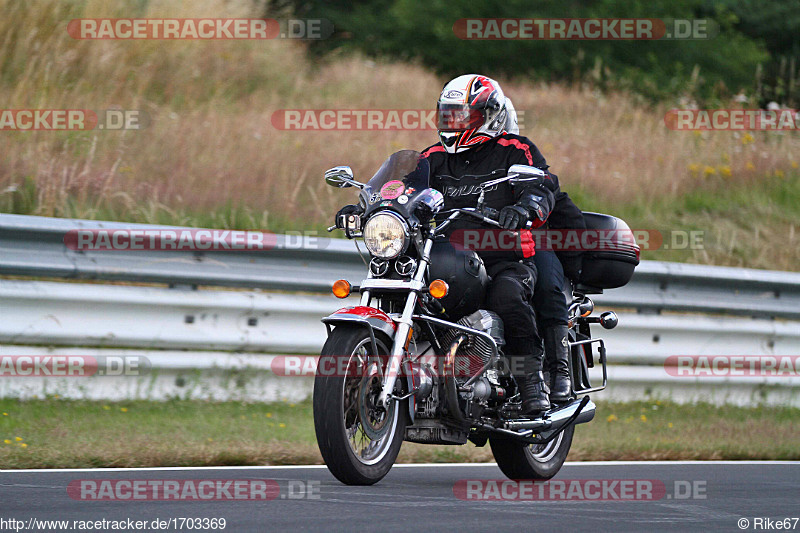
[321,306,397,340]
[321,306,415,423]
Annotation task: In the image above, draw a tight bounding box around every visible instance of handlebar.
[433,207,532,236]
[330,206,532,236]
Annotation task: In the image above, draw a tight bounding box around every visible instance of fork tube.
[378,237,433,408]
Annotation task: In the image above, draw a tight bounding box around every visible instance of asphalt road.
[2,462,799,532]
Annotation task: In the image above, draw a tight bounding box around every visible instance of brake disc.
[358,364,395,441]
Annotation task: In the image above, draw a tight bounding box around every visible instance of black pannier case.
[577,212,640,290]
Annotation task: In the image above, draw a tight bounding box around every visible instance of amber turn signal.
[332,279,351,298]
[428,279,449,299]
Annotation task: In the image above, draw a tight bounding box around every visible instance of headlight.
[363,212,409,259]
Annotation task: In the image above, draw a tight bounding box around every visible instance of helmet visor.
[437,104,484,132]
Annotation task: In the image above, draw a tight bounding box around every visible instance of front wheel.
[489,425,574,480]
[313,326,406,485]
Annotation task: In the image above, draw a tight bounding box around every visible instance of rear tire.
[313,326,406,485]
[489,425,574,480]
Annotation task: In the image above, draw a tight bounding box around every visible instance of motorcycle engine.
[441,309,504,364]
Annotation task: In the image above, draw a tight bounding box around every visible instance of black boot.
[518,341,550,416]
[544,325,572,403]
[505,336,550,416]
[519,371,550,416]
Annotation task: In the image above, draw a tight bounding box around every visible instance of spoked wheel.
[489,425,574,480]
[313,326,406,485]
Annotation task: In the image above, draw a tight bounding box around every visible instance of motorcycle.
[314,150,639,485]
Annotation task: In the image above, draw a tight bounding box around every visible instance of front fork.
[376,238,434,408]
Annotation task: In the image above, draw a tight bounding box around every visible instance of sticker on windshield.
[380,180,405,200]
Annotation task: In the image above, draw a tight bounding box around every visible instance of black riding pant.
[484,260,542,376]
[528,250,569,330]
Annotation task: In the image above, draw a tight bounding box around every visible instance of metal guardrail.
[0,214,366,292]
[2,278,799,361]
[1,214,799,404]
[3,213,800,319]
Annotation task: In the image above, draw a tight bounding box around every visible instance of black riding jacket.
[420,134,585,277]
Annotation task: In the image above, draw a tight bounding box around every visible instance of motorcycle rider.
[504,100,585,403]
[335,75,572,415]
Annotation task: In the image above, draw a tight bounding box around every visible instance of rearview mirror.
[479,164,550,189]
[325,166,365,189]
[507,164,548,184]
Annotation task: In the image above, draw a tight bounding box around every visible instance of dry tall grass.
[0,0,798,268]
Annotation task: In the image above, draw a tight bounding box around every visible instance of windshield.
[363,150,430,202]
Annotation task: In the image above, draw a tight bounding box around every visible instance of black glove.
[517,193,549,222]
[498,204,529,230]
[334,204,363,229]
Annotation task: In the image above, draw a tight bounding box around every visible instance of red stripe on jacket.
[496,137,533,165]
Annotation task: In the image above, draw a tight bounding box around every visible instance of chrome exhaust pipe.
[505,398,596,431]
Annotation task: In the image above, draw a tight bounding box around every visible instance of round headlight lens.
[363,212,408,259]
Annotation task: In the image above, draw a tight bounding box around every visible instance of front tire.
[313,326,406,485]
[489,425,574,480]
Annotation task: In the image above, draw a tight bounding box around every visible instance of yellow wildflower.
[668,422,674,428]
[742,133,754,145]
[606,414,618,422]
[703,166,716,177]
[718,166,732,178]
[640,415,647,422]
[3,439,10,444]
[120,407,128,413]
[745,161,755,171]
[20,443,28,448]
[266,413,272,418]
[279,423,286,428]
[102,405,111,410]
[775,169,785,179]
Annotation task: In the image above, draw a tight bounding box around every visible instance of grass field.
[1,398,798,469]
[1,0,799,270]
